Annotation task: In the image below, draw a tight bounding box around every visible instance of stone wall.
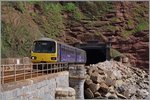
[1,71,71,100]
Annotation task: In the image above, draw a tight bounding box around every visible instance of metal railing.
[1,63,68,84]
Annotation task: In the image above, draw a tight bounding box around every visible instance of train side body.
[31,38,86,64]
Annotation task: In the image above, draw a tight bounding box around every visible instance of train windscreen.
[33,41,55,53]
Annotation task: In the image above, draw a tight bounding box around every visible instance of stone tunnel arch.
[72,41,110,65]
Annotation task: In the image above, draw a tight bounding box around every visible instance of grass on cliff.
[110,48,123,59]
[1,22,34,58]
[29,2,65,39]
[63,2,84,21]
[77,1,114,20]
[121,19,148,38]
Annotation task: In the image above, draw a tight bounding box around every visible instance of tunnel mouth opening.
[84,48,106,66]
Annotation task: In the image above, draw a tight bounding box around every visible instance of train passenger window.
[33,41,55,53]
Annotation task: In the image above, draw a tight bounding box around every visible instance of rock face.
[63,1,149,71]
[84,61,149,99]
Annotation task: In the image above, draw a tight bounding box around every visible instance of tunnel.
[73,41,110,65]
[84,48,106,65]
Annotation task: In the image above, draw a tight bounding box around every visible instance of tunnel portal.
[85,48,106,65]
[72,41,110,65]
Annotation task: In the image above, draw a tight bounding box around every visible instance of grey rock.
[137,89,149,98]
[113,70,122,79]
[116,85,125,93]
[105,77,116,86]
[85,60,149,99]
[123,89,130,98]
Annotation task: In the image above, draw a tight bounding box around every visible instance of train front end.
[31,39,57,63]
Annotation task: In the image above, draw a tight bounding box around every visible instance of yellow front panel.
[31,52,57,63]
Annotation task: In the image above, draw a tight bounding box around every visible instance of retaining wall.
[1,71,69,100]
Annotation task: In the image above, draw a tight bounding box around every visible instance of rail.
[1,63,68,84]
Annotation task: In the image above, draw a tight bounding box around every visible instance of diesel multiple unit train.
[31,38,86,64]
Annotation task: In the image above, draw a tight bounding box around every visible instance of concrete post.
[69,64,86,99]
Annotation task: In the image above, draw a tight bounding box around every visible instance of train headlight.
[31,56,37,60]
[51,57,56,60]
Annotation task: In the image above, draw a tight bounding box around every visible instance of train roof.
[35,38,56,42]
[35,38,86,52]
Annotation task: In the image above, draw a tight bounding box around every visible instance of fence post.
[23,64,25,80]
[31,64,32,78]
[2,65,4,84]
[14,64,16,82]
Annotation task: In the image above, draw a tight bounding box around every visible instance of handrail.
[1,63,68,84]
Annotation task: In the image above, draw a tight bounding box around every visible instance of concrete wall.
[69,65,86,99]
[1,71,69,100]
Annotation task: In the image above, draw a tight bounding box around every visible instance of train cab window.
[33,41,55,53]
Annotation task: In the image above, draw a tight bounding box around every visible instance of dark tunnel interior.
[84,48,106,65]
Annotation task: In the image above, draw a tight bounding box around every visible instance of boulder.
[85,60,149,99]
[122,57,129,63]
[90,72,104,83]
[116,92,127,99]
[112,70,122,79]
[105,92,118,99]
[100,82,109,93]
[84,88,94,99]
[85,79,93,88]
[89,83,100,93]
[94,92,101,97]
[109,86,115,93]
[136,89,149,98]
[87,66,98,75]
[115,80,123,88]
[105,77,116,86]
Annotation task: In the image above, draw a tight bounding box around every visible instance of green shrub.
[35,3,64,38]
[77,1,114,19]
[28,1,39,4]
[63,3,76,12]
[18,1,26,13]
[1,21,36,58]
[121,30,133,39]
[134,21,148,33]
[73,9,84,21]
[110,48,122,58]
[127,20,134,26]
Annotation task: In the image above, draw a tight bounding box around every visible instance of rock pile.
[84,61,149,99]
